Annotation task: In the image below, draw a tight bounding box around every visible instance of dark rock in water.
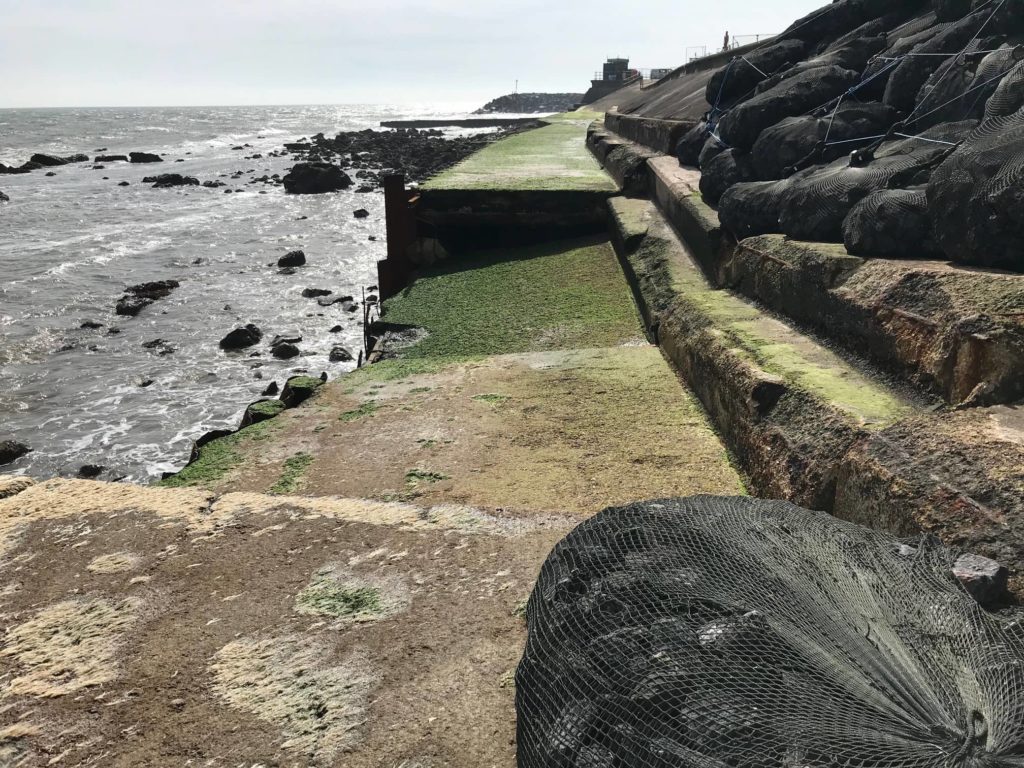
[143,173,200,188]
[302,288,332,299]
[129,152,163,163]
[45,171,56,177]
[118,181,130,186]
[278,266,296,276]
[718,65,861,151]
[270,335,302,347]
[202,180,226,188]
[280,375,324,408]
[317,294,354,308]
[95,154,129,163]
[843,188,938,258]
[30,153,87,167]
[356,185,375,193]
[0,191,8,202]
[80,320,104,329]
[278,250,306,268]
[699,149,755,206]
[353,208,370,219]
[142,338,176,355]
[927,117,1024,271]
[0,440,31,466]
[261,381,280,397]
[77,464,105,479]
[115,279,180,317]
[220,324,263,350]
[240,399,287,428]
[0,163,32,175]
[329,325,343,333]
[329,346,354,363]
[282,162,353,194]
[271,342,301,360]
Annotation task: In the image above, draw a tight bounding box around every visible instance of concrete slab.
[609,196,919,510]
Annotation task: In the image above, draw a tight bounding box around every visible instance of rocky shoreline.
[474,92,583,114]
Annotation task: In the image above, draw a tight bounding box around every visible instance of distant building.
[650,68,673,81]
[580,57,641,105]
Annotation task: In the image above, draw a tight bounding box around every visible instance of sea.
[0,103,487,483]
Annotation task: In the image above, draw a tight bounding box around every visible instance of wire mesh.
[516,496,1024,768]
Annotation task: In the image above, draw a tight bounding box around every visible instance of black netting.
[843,187,939,257]
[927,108,1024,270]
[985,60,1024,118]
[699,150,755,206]
[516,496,1024,768]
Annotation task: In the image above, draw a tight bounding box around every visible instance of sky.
[0,0,825,109]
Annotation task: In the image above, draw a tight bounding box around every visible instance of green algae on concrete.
[269,453,314,495]
[381,239,643,361]
[423,122,618,193]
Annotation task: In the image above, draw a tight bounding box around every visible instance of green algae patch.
[269,453,314,495]
[296,579,382,619]
[405,468,449,485]
[423,122,616,192]
[159,420,281,489]
[245,399,287,423]
[381,239,643,361]
[339,401,380,423]
[473,393,510,406]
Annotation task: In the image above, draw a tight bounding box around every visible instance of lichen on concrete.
[210,634,377,761]
[2,598,141,698]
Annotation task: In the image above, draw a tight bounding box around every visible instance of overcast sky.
[0,0,825,108]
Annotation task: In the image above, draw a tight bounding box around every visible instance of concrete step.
[728,236,1024,407]
[643,152,1024,407]
[608,196,919,511]
[586,121,659,197]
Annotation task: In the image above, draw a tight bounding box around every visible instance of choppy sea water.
[0,103,483,482]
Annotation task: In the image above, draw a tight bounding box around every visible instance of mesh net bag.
[516,496,1024,768]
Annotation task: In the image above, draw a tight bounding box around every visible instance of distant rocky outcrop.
[684,0,1024,273]
[474,93,583,114]
[30,153,88,167]
[282,162,353,194]
[143,174,200,188]
[129,152,163,164]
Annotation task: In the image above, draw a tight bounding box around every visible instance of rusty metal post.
[379,174,416,301]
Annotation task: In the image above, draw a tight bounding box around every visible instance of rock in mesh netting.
[516,496,1024,768]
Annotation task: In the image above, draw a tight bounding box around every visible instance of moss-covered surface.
[159,420,282,489]
[380,239,643,362]
[269,453,314,495]
[422,121,617,192]
[295,576,383,619]
[339,401,380,423]
[246,400,287,420]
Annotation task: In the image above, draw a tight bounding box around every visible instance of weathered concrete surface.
[0,477,572,767]
[586,121,659,197]
[729,235,1024,406]
[609,196,917,511]
[835,406,1024,596]
[648,156,732,286]
[419,115,618,249]
[604,113,694,155]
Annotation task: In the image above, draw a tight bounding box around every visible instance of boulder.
[329,346,354,363]
[676,120,710,166]
[301,288,332,298]
[0,440,31,466]
[750,102,896,180]
[220,324,263,350]
[261,381,280,397]
[129,152,163,163]
[278,250,306,268]
[0,191,8,203]
[240,399,287,428]
[353,208,370,218]
[29,153,87,167]
[280,375,324,408]
[115,280,180,317]
[927,115,1024,270]
[705,40,808,108]
[953,553,1010,606]
[143,173,200,188]
[95,154,129,163]
[843,188,939,258]
[282,162,353,194]
[699,149,756,205]
[77,464,105,479]
[718,65,861,151]
[271,342,300,360]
